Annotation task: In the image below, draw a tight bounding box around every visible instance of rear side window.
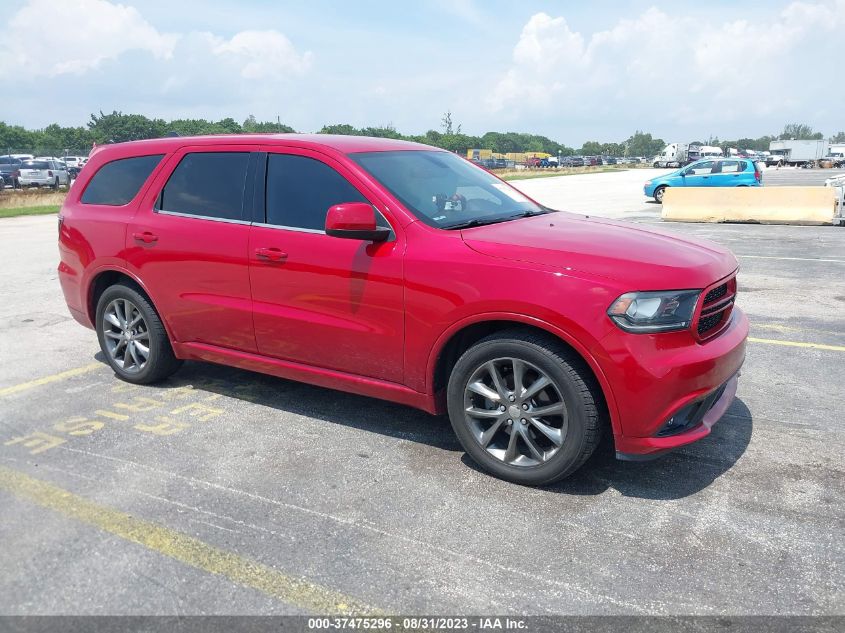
[81,154,164,206]
[159,152,249,221]
[266,154,367,230]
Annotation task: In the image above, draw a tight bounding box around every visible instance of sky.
[0,0,841,146]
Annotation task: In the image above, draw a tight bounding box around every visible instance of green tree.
[0,122,36,154]
[830,131,845,143]
[779,123,823,140]
[624,131,665,157]
[243,115,294,133]
[600,142,624,156]
[580,141,602,155]
[320,123,360,135]
[88,111,166,143]
[37,124,93,155]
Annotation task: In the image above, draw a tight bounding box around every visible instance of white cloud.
[0,0,312,84]
[0,0,177,77]
[211,30,313,79]
[490,1,845,132]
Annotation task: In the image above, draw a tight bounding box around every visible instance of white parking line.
[737,255,845,264]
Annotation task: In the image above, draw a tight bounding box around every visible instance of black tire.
[95,283,182,384]
[52,178,59,190]
[447,329,602,486]
[654,185,667,203]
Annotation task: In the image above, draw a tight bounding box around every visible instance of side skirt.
[173,341,437,414]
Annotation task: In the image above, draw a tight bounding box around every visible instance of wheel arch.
[86,267,174,343]
[427,314,620,436]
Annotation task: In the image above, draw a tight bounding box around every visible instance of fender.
[425,311,621,435]
[83,264,178,345]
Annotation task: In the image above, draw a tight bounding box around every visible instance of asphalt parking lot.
[0,180,843,616]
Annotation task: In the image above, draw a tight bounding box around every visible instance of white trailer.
[768,140,829,167]
[653,143,690,168]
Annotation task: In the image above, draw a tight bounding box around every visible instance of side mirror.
[325,203,390,242]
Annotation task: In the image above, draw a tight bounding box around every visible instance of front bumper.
[615,372,739,460]
[599,307,748,458]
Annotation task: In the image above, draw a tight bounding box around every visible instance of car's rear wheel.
[447,330,602,486]
[51,178,59,190]
[96,283,182,384]
[654,185,667,203]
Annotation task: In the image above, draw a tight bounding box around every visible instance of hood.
[462,213,737,290]
[649,169,680,182]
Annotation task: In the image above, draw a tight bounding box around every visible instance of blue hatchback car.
[644,158,762,203]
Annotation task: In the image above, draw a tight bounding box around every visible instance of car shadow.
[110,358,463,453]
[543,397,753,499]
[96,355,752,499]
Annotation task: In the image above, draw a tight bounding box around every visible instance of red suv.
[59,135,747,485]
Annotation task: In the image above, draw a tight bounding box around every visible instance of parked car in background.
[63,156,87,169]
[561,156,584,167]
[644,157,762,203]
[823,153,845,168]
[603,157,617,165]
[58,134,747,485]
[0,155,22,188]
[18,159,70,188]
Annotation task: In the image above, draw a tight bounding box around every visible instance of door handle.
[132,231,158,244]
[255,247,288,262]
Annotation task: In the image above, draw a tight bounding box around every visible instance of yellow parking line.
[0,363,103,397]
[0,466,380,615]
[748,337,845,352]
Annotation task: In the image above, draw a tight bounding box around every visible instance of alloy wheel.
[102,298,150,374]
[463,357,568,467]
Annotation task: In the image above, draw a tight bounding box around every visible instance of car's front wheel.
[96,283,182,384]
[447,330,602,486]
[654,185,667,203]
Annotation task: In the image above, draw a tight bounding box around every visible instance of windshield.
[350,150,547,229]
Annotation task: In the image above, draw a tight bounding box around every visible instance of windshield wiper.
[441,209,551,230]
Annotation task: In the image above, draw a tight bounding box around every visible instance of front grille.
[697,312,724,335]
[695,276,737,339]
[704,283,727,304]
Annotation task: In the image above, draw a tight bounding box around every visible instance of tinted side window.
[159,152,250,221]
[266,154,367,230]
[82,155,164,206]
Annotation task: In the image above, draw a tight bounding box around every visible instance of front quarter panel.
[402,222,625,429]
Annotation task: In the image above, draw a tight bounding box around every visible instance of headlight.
[607,290,700,333]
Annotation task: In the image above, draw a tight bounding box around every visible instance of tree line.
[1,111,842,158]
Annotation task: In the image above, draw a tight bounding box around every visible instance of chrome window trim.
[155,209,251,225]
[252,222,325,234]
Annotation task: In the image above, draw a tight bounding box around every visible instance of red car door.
[125,145,259,352]
[249,147,405,383]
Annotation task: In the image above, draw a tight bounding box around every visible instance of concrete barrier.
[661,186,837,225]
